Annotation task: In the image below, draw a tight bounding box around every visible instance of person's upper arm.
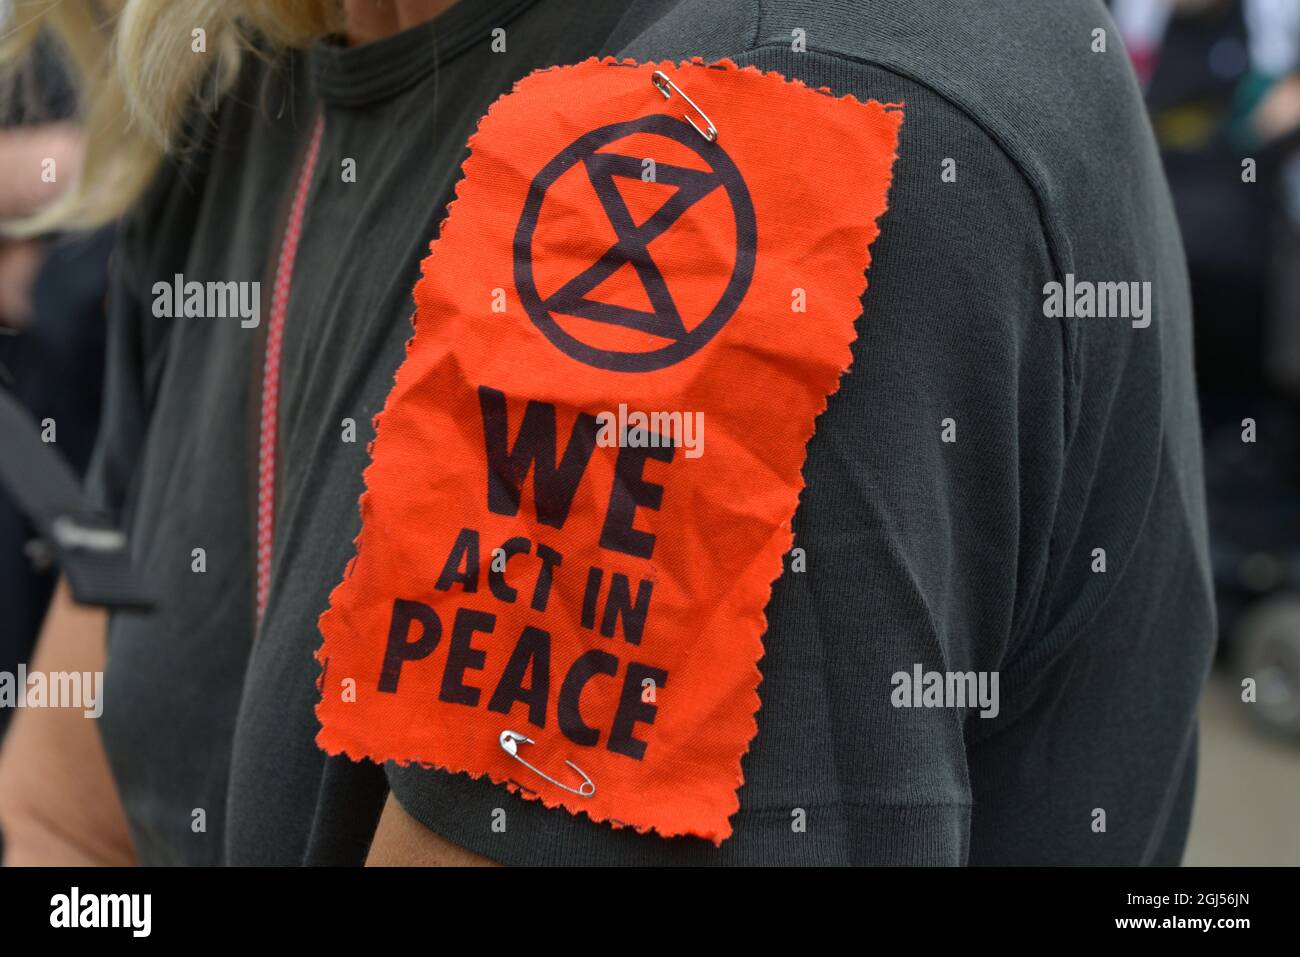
[378,55,1065,865]
[0,163,179,866]
[0,578,134,865]
[736,51,1066,862]
[0,217,150,865]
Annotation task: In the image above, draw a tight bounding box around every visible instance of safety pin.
[499,730,596,797]
[651,69,718,143]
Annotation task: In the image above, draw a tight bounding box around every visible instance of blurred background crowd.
[0,0,1297,863]
[1107,0,1300,865]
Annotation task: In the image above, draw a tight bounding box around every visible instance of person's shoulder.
[619,0,1133,115]
[620,0,1161,271]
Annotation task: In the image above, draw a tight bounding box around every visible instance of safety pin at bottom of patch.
[499,729,596,798]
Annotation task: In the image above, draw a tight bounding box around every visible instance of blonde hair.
[1,0,343,235]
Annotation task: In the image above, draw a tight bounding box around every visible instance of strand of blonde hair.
[1,0,342,235]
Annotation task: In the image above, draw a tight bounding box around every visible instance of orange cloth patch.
[316,57,901,843]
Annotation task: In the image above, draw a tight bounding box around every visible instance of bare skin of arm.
[1254,72,1300,142]
[366,792,498,866]
[0,579,135,865]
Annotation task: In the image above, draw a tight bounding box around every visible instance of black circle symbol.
[514,114,756,372]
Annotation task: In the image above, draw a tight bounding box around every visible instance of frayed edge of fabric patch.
[314,55,904,845]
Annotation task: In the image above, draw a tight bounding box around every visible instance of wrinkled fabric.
[315,56,901,843]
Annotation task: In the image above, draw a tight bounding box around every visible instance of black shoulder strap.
[0,386,154,610]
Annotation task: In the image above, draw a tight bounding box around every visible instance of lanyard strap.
[257,113,324,624]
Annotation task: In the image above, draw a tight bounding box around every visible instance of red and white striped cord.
[256,114,324,624]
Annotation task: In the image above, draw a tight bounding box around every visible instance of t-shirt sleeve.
[83,229,149,519]
[385,54,1067,865]
[84,160,189,521]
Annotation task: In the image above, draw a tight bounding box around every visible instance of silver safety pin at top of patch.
[651,69,718,143]
[499,730,596,797]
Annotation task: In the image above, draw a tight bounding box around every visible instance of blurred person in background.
[1113,0,1300,736]
[0,27,112,740]
[1113,0,1300,393]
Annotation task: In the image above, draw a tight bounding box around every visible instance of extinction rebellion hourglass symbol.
[513,114,757,373]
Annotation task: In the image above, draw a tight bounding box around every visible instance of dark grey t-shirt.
[89,0,1214,866]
